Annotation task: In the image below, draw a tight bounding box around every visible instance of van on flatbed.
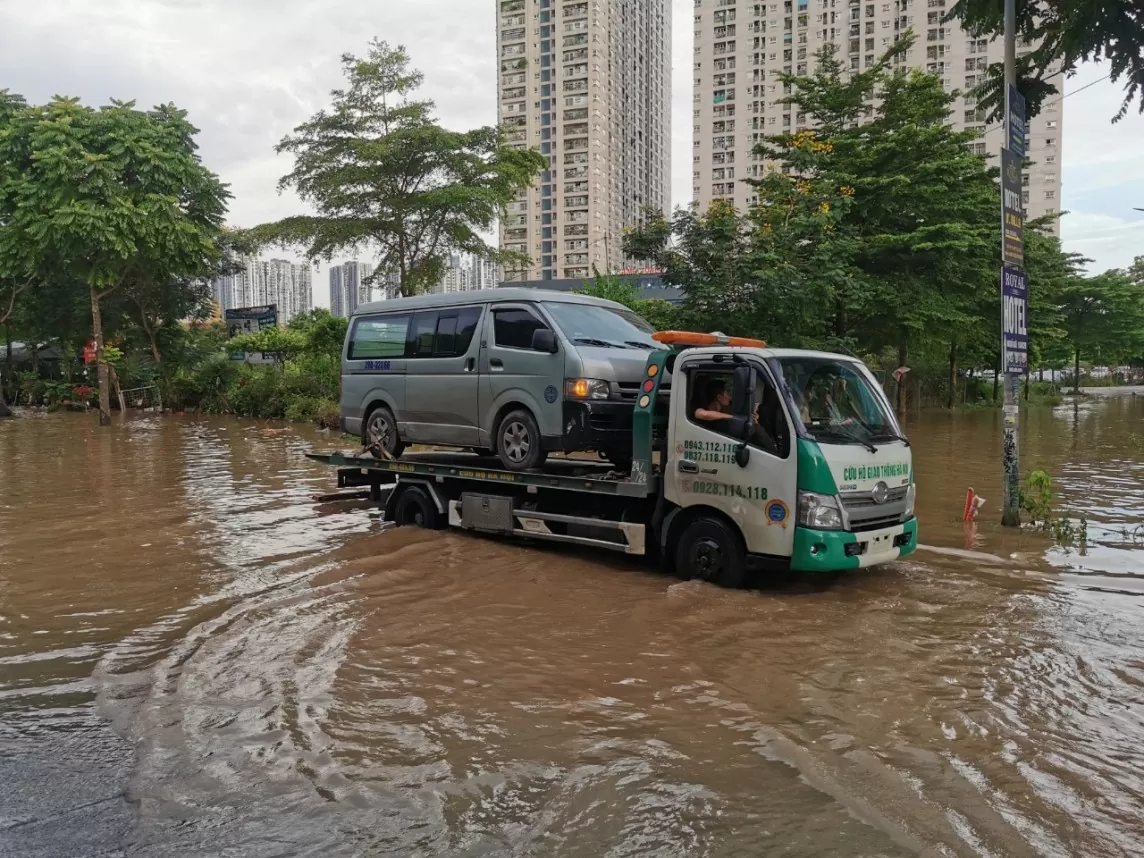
[310,331,918,587]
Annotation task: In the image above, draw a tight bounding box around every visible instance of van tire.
[674,517,747,588]
[364,406,405,460]
[495,408,547,471]
[393,485,443,529]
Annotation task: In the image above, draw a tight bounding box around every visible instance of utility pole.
[999,0,1027,527]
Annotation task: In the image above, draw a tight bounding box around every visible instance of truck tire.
[392,485,443,530]
[674,517,748,588]
[495,408,548,471]
[365,405,405,460]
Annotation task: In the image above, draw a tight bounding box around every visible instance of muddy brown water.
[1,401,1142,857]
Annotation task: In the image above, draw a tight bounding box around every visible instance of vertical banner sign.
[1007,84,1026,158]
[1000,148,1025,267]
[225,305,279,365]
[1001,266,1028,374]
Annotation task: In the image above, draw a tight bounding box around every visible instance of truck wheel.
[495,409,548,471]
[365,406,405,459]
[393,485,443,529]
[675,517,747,588]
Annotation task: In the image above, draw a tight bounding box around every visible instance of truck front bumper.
[790,517,918,573]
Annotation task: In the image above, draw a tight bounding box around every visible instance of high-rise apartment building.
[691,0,1062,232]
[329,266,345,318]
[497,0,671,282]
[469,255,499,291]
[243,258,312,323]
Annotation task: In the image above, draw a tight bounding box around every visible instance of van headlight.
[903,483,916,519]
[797,491,844,531]
[565,378,611,400]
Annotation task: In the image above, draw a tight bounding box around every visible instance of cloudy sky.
[2,0,1142,302]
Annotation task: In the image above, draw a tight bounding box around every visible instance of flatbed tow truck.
[307,332,918,587]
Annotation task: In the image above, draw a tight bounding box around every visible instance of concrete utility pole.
[999,0,1025,527]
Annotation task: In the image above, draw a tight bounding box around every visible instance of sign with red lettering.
[83,341,97,364]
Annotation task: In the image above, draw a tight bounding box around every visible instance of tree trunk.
[1024,370,1030,401]
[109,364,127,414]
[91,285,111,426]
[992,364,999,404]
[947,337,958,410]
[2,326,12,413]
[896,341,908,418]
[1073,347,1081,394]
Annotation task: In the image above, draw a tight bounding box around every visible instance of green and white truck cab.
[641,335,918,576]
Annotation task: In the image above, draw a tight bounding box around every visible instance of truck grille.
[840,486,909,531]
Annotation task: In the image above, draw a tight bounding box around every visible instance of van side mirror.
[731,365,755,416]
[532,329,559,353]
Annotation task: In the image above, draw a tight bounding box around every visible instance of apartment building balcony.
[563,80,589,94]
[564,166,588,180]
[563,267,589,279]
[565,223,589,236]
[565,181,588,193]
[564,254,589,266]
[564,195,589,209]
[502,87,526,100]
[563,152,589,165]
[500,0,524,12]
[505,228,528,242]
[564,107,588,121]
[564,212,588,224]
[501,44,526,58]
[565,137,589,151]
[501,27,525,40]
[564,123,589,136]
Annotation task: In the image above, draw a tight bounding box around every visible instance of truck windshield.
[773,356,904,447]
[542,301,658,349]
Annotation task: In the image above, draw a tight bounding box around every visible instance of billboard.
[225,305,278,364]
[1001,148,1025,268]
[1002,267,1028,375]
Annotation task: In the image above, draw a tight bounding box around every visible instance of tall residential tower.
[691,0,1062,230]
[497,0,672,281]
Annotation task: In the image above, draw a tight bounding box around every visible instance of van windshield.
[542,301,658,349]
[773,356,904,447]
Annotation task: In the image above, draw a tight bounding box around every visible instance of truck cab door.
[665,356,799,561]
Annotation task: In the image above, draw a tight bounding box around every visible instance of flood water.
[1,399,1142,857]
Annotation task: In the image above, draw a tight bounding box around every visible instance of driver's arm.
[694,408,732,421]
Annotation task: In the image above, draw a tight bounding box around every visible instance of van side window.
[455,307,483,355]
[494,308,547,350]
[408,311,439,357]
[348,314,411,359]
[434,315,458,356]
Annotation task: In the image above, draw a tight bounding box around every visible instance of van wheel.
[675,517,747,588]
[393,485,443,529]
[496,409,548,471]
[365,406,405,459]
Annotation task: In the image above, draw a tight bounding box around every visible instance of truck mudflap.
[447,496,646,555]
[790,518,918,573]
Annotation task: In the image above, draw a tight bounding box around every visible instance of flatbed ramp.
[305,450,655,555]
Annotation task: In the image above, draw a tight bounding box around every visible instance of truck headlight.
[565,378,611,400]
[903,483,916,519]
[798,491,844,531]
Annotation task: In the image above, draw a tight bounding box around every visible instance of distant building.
[210,254,312,322]
[429,253,499,294]
[329,266,345,318]
[469,256,499,291]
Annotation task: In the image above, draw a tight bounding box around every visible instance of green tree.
[0,96,229,423]
[752,40,999,414]
[253,40,546,296]
[1057,268,1144,391]
[575,270,680,332]
[950,0,1144,122]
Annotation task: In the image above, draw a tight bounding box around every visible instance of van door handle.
[490,358,504,371]
[677,459,698,473]
[464,357,475,372]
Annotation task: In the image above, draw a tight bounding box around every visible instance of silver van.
[340,289,660,471]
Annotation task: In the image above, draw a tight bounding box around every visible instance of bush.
[284,396,340,428]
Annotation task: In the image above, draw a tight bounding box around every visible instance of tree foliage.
[575,270,680,332]
[252,40,546,296]
[0,93,229,422]
[949,0,1144,122]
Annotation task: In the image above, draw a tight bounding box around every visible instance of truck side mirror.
[531,329,559,353]
[731,365,755,415]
